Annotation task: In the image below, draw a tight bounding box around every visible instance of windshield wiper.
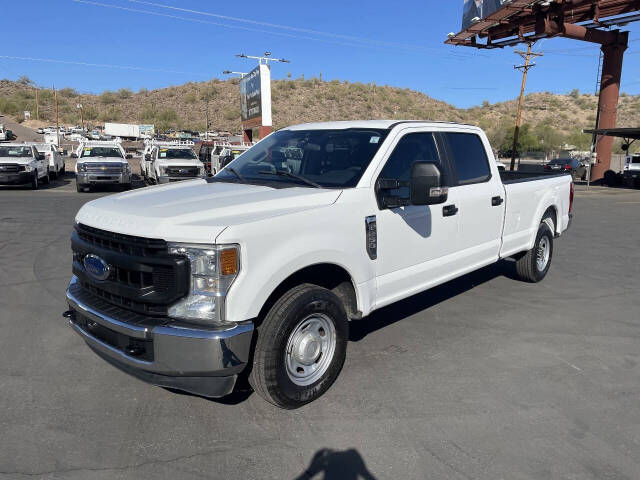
[226,167,246,182]
[258,170,323,188]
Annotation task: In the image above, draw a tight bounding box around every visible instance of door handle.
[491,196,504,206]
[442,204,458,217]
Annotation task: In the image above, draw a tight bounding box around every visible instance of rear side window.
[444,132,491,185]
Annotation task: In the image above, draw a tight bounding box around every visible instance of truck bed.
[499,170,569,184]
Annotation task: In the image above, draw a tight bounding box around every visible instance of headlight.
[167,243,240,324]
[22,164,34,172]
[77,163,87,172]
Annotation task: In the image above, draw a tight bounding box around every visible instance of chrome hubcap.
[285,313,336,386]
[536,236,550,271]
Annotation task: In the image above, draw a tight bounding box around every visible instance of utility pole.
[53,85,60,147]
[35,87,39,121]
[510,43,543,171]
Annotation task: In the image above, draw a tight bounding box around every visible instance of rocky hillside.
[2,77,639,151]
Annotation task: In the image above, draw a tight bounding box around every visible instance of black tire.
[515,216,554,283]
[31,172,39,190]
[61,164,66,175]
[249,284,349,409]
[122,183,132,191]
[76,182,85,193]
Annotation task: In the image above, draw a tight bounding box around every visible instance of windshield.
[81,147,123,158]
[215,128,389,188]
[0,146,32,157]
[158,148,196,160]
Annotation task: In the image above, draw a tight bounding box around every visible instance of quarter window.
[444,132,491,185]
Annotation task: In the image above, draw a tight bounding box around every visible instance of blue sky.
[2,0,640,108]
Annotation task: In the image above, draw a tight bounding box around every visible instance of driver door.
[373,129,460,308]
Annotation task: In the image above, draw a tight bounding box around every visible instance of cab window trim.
[439,131,493,187]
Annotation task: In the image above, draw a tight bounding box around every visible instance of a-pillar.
[592,31,628,182]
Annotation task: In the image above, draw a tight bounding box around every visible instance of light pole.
[76,103,84,130]
[235,51,290,65]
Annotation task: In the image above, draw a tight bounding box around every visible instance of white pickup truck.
[143,142,205,184]
[0,144,49,189]
[65,121,573,408]
[26,142,66,179]
[74,141,133,193]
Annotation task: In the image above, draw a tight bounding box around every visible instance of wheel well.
[542,206,557,233]
[257,264,358,324]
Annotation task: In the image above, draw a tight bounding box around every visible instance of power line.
[0,55,198,75]
[71,0,485,59]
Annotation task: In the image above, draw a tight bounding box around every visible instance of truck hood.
[0,156,34,166]
[77,156,127,164]
[75,180,342,243]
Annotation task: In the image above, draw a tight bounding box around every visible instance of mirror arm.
[377,178,409,190]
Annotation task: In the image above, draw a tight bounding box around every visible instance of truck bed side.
[499,172,572,259]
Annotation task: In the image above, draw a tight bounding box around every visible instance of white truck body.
[66,121,573,407]
[104,123,139,139]
[0,124,8,141]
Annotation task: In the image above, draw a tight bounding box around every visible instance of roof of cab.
[284,120,477,131]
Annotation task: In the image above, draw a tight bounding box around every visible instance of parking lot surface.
[1,182,639,479]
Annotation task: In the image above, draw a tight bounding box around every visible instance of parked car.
[622,153,640,187]
[36,128,45,134]
[544,158,586,180]
[74,141,132,192]
[145,143,205,184]
[25,142,65,179]
[64,121,573,408]
[0,144,49,189]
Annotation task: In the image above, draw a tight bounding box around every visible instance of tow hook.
[62,310,76,320]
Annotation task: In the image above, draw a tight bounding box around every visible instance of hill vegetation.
[2,75,639,153]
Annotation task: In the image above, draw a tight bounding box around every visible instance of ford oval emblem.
[83,254,111,281]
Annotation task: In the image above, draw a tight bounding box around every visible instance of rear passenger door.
[440,131,505,270]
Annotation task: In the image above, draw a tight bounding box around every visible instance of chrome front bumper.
[76,172,131,185]
[65,277,254,398]
[157,175,205,184]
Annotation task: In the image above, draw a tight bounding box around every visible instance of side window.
[443,132,491,185]
[378,132,440,200]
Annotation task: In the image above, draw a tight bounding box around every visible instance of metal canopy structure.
[447,0,640,48]
[583,127,640,140]
[445,0,640,182]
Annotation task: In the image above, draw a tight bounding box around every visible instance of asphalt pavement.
[1,182,639,480]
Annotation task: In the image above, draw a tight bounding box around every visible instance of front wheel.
[515,217,554,283]
[249,284,348,409]
[31,172,39,190]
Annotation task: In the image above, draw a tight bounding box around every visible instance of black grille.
[165,166,199,177]
[0,164,22,173]
[72,224,189,317]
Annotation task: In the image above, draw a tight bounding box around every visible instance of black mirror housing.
[70,153,78,159]
[38,153,45,161]
[145,154,151,161]
[125,154,133,159]
[410,162,447,205]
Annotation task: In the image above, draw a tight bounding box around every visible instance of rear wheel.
[249,284,348,409]
[515,215,554,283]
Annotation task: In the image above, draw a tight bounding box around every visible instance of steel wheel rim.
[284,313,336,386]
[536,235,550,271]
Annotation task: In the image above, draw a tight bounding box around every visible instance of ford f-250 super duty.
[64,121,573,409]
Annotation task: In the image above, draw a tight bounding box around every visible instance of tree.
[16,75,34,86]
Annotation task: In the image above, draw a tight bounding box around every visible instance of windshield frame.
[80,147,124,159]
[211,128,390,189]
[156,148,198,160]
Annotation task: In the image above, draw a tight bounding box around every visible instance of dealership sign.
[462,0,505,30]
[239,64,272,129]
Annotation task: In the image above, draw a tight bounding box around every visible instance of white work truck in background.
[143,141,205,184]
[25,142,65,179]
[65,120,573,409]
[74,140,133,192]
[0,144,49,189]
